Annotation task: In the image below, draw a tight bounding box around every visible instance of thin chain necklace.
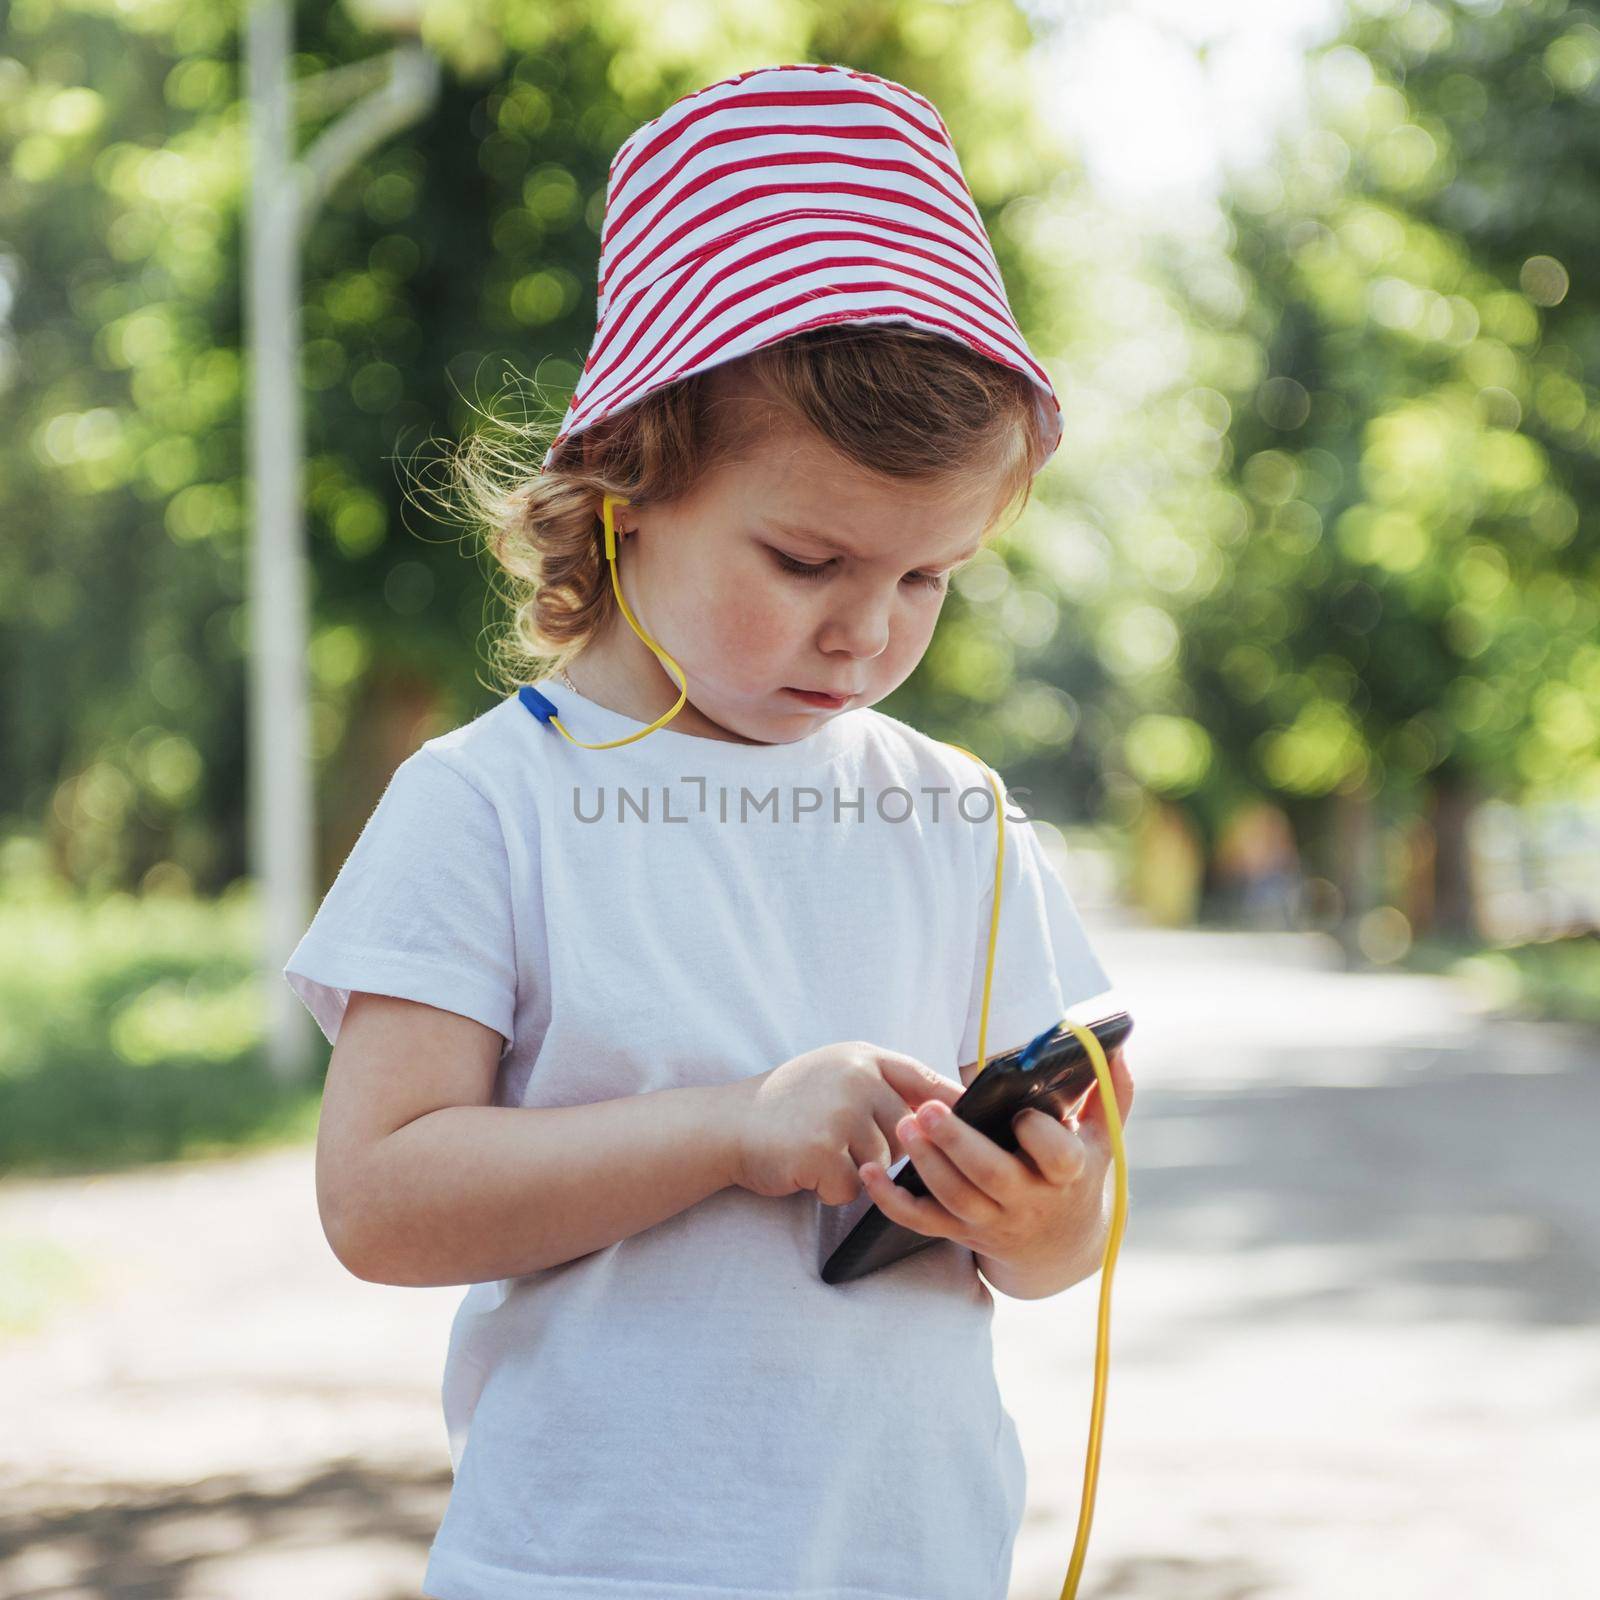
[558,663,579,694]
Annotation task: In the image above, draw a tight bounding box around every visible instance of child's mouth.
[784,688,852,708]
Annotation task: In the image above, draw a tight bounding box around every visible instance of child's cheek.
[711,582,796,661]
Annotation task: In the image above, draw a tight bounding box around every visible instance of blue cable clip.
[519,684,559,725]
[1017,1019,1065,1072]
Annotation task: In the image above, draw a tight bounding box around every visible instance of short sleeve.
[958,786,1113,1069]
[282,747,519,1051]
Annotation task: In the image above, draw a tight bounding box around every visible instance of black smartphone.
[819,1010,1134,1286]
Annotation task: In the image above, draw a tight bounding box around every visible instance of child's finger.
[858,1162,958,1240]
[876,1051,964,1112]
[1079,1046,1134,1133]
[1014,1107,1088,1185]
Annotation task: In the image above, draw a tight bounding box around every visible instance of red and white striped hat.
[543,62,1063,476]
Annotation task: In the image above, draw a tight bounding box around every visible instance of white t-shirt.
[283,678,1113,1600]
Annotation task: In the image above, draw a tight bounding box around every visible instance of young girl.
[286,62,1133,1600]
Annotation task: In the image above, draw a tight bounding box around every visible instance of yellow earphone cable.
[541,493,690,750]
[936,744,1129,1600]
[538,493,1129,1599]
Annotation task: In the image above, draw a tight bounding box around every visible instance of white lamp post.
[243,0,440,1082]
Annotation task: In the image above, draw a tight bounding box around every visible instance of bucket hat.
[543,61,1063,474]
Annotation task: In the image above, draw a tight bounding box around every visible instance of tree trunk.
[320,668,444,888]
[1330,780,1378,960]
[1429,771,1482,943]
[1402,812,1436,937]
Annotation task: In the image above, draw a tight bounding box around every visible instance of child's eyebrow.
[767,520,981,567]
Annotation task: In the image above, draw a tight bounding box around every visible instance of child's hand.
[858,1047,1134,1270]
[728,1043,963,1207]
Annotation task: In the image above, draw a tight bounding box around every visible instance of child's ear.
[592,497,636,542]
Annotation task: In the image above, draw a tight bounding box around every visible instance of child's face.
[599,406,1004,745]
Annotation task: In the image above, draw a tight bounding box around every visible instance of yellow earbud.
[528,490,1127,1599]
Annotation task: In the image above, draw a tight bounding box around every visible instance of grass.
[1402,929,1600,1028]
[0,878,326,1179]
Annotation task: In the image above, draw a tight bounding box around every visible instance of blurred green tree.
[1159,0,1600,940]
[0,0,1104,894]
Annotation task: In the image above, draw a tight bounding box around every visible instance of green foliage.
[1411,930,1600,1027]
[1177,0,1600,821]
[0,0,1094,894]
[0,877,321,1174]
[1021,0,1600,939]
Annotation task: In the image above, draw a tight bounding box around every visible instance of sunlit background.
[2,0,1597,1594]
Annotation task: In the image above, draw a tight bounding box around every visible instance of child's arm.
[317,991,744,1287]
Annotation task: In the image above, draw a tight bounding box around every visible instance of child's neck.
[561,627,766,746]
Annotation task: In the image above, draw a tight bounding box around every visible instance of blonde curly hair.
[447,323,1050,696]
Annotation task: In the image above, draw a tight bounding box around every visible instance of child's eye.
[771,551,832,581]
[770,550,947,592]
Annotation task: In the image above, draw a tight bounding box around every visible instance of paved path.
[1002,922,1599,1599]
[1,921,1595,1597]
